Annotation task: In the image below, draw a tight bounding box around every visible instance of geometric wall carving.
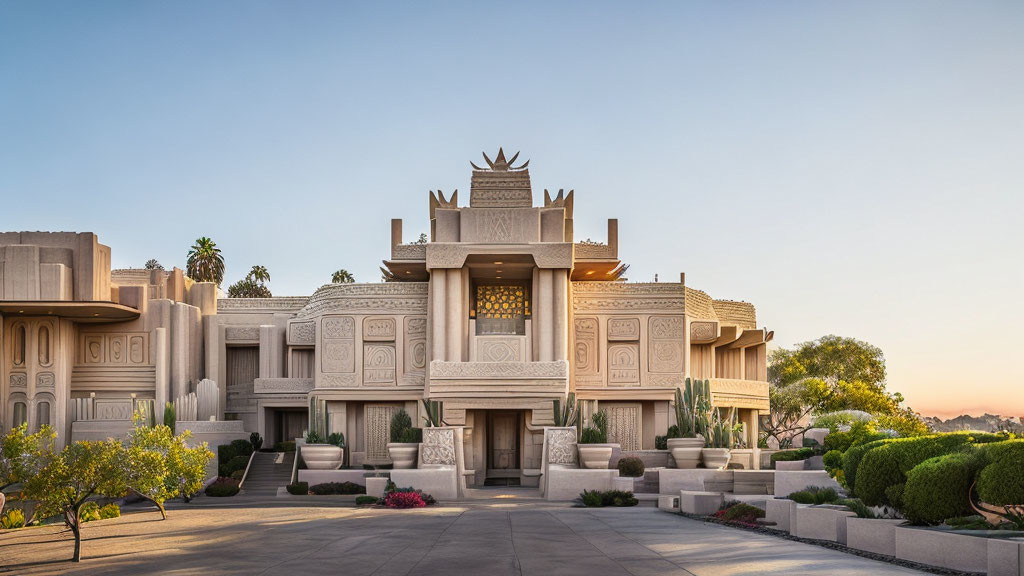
[10,373,27,389]
[607,317,640,341]
[364,404,400,464]
[288,321,315,345]
[129,335,145,364]
[649,316,684,374]
[224,326,260,342]
[404,317,427,372]
[573,317,599,376]
[77,333,149,366]
[322,316,355,339]
[108,335,127,364]
[690,321,718,343]
[604,403,641,450]
[363,344,396,385]
[321,316,354,374]
[607,343,640,386]
[363,317,396,342]
[36,372,55,389]
[421,427,456,465]
[546,428,578,465]
[476,337,523,362]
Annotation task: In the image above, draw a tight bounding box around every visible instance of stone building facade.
[0,150,772,485]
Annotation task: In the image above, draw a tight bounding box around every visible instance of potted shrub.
[301,430,345,470]
[666,379,708,468]
[386,409,421,469]
[577,411,615,469]
[702,407,738,469]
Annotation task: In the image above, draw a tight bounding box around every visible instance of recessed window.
[13,402,27,427]
[472,282,530,336]
[36,401,50,429]
[13,325,26,366]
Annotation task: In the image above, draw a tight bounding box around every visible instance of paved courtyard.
[0,501,930,576]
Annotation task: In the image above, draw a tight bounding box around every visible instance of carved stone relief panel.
[573,317,599,376]
[36,372,54,389]
[10,373,27,389]
[604,403,641,451]
[364,405,400,463]
[129,336,145,364]
[404,317,427,372]
[225,326,260,342]
[477,337,522,362]
[607,318,640,341]
[607,343,640,386]
[94,399,132,421]
[363,317,396,342]
[78,333,150,365]
[690,321,718,343]
[84,335,104,364]
[321,316,354,375]
[363,344,396,385]
[421,428,457,465]
[649,316,684,374]
[108,335,127,364]
[546,428,578,465]
[288,321,315,345]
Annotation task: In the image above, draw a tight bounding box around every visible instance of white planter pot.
[302,444,344,470]
[667,437,704,469]
[701,448,731,470]
[387,443,419,469]
[578,444,614,469]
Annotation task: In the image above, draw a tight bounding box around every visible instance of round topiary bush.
[841,438,892,492]
[617,457,645,477]
[219,455,250,477]
[977,440,1024,505]
[903,451,983,525]
[205,477,240,497]
[855,434,976,506]
[823,450,843,472]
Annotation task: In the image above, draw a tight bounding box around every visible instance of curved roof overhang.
[0,301,141,323]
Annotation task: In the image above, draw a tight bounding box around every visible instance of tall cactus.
[706,407,738,448]
[674,377,712,438]
[552,392,579,427]
[421,399,445,427]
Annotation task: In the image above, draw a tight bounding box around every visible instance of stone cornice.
[427,243,573,269]
[296,283,428,318]
[571,282,685,313]
[217,297,309,313]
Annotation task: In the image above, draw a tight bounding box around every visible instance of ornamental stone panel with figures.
[573,317,599,376]
[648,316,684,373]
[77,333,150,365]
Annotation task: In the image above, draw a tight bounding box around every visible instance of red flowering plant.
[385,491,426,509]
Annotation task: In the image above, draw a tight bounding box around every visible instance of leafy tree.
[413,233,428,244]
[227,277,271,298]
[247,265,270,283]
[124,419,213,519]
[0,424,56,493]
[331,269,355,283]
[144,259,164,270]
[762,335,923,447]
[25,440,130,562]
[185,237,225,285]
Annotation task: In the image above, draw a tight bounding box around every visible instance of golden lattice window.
[472,283,530,335]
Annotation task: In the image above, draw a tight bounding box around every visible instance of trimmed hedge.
[286,482,308,495]
[978,440,1024,505]
[580,489,638,507]
[823,450,843,472]
[273,441,296,452]
[219,455,250,477]
[309,482,365,495]
[841,438,892,492]
[854,432,1000,506]
[824,422,891,454]
[787,486,839,505]
[771,448,814,463]
[903,451,984,525]
[205,477,240,497]
[617,457,645,477]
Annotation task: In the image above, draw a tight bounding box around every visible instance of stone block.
[546,468,618,501]
[657,494,679,513]
[659,469,734,494]
[846,518,904,556]
[679,490,724,515]
[612,476,634,492]
[390,468,458,500]
[765,498,796,532]
[366,477,388,498]
[774,460,806,471]
[795,506,856,544]
[298,469,368,487]
[733,470,775,495]
[989,538,1024,576]
[774,470,842,498]
[895,526,989,574]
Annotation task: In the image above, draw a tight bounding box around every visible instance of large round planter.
[302,444,344,470]
[578,444,614,469]
[701,448,731,470]
[387,443,419,469]
[667,437,704,469]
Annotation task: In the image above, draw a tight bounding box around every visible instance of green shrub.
[617,457,645,477]
[250,432,264,452]
[772,448,814,462]
[855,434,977,506]
[841,438,893,492]
[305,430,324,444]
[205,477,240,497]
[219,455,250,477]
[326,432,346,448]
[714,503,765,524]
[787,486,839,505]
[824,421,891,454]
[309,482,366,495]
[0,509,26,529]
[230,469,245,481]
[823,450,843,472]
[230,439,254,457]
[99,503,120,520]
[274,441,296,452]
[286,482,308,495]
[390,409,413,443]
[837,498,874,519]
[903,451,984,525]
[580,411,608,444]
[654,435,668,450]
[977,440,1024,506]
[355,495,379,506]
[885,483,905,509]
[580,489,638,507]
[80,501,101,522]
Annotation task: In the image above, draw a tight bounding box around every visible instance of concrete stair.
[241,451,294,496]
[632,470,660,494]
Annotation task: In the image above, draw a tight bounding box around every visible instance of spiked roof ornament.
[471,147,529,171]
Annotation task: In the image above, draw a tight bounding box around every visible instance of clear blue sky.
[2,1,1022,417]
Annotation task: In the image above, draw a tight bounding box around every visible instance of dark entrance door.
[487,411,521,482]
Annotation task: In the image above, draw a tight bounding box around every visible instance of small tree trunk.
[67,507,82,562]
[156,500,166,520]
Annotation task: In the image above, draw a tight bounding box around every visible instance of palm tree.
[331,269,354,284]
[144,259,163,270]
[186,237,225,285]
[247,265,270,283]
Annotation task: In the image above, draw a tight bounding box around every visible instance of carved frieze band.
[224,326,260,342]
[297,284,428,318]
[571,282,686,313]
[426,243,572,269]
[391,243,427,261]
[288,321,315,345]
[218,297,309,312]
[607,318,640,341]
[429,360,568,379]
[689,321,719,343]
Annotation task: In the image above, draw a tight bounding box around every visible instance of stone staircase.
[633,470,660,494]
[241,451,294,496]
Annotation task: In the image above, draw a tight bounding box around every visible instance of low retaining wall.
[297,469,368,486]
[773,470,841,497]
[617,450,669,469]
[795,506,856,544]
[546,468,618,501]
[895,526,989,574]
[733,470,774,495]
[659,469,733,494]
[988,538,1024,576]
[765,498,795,532]
[846,518,904,557]
[391,469,458,500]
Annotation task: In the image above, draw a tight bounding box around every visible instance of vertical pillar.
[538,269,553,362]
[552,269,568,361]
[746,409,762,470]
[155,327,170,411]
[259,325,284,379]
[430,271,446,362]
[446,269,462,362]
